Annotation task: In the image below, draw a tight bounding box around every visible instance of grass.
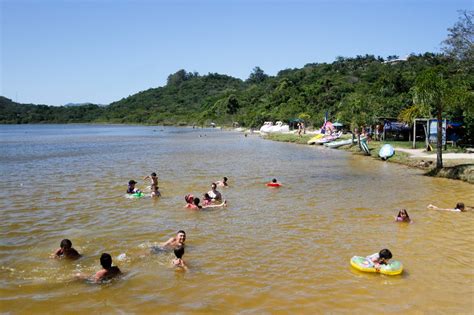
[262,132,473,183]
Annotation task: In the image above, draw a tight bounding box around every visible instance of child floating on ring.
[266,178,282,187]
[367,249,392,270]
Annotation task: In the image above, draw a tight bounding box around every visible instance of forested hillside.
[1,52,472,143]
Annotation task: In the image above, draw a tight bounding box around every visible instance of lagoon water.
[0,124,473,313]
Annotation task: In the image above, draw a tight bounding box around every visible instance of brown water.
[1,125,473,314]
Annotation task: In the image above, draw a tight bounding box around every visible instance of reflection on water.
[0,124,473,313]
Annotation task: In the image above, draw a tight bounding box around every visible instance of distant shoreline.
[242,131,473,184]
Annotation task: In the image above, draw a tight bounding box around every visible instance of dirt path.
[395,148,474,160]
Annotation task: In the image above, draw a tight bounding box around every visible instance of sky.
[1,0,471,106]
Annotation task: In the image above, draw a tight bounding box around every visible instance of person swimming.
[160,230,186,250]
[76,253,121,283]
[395,209,412,223]
[216,177,228,187]
[51,239,81,260]
[427,202,471,212]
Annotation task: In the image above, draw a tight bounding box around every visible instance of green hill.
[1,54,472,143]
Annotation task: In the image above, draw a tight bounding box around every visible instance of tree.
[247,67,268,84]
[442,10,474,61]
[412,69,449,169]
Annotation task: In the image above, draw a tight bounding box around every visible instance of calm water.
[0,125,473,314]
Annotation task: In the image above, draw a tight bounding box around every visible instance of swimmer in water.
[185,197,227,210]
[394,209,412,223]
[76,253,121,283]
[51,239,81,260]
[161,230,186,250]
[144,172,160,197]
[215,177,228,187]
[427,202,471,212]
[172,246,188,270]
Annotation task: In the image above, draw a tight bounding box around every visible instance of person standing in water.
[144,172,160,197]
[207,183,222,201]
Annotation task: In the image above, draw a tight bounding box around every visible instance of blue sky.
[1,0,471,106]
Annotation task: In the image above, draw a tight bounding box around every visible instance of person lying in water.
[76,253,121,283]
[51,239,81,260]
[427,202,471,212]
[185,197,227,210]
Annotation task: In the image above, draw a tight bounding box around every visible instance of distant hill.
[0,96,104,124]
[64,102,108,107]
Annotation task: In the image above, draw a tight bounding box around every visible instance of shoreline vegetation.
[253,131,473,184]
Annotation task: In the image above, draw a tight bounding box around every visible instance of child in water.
[367,249,392,270]
[172,246,188,270]
[76,253,122,283]
[144,172,160,197]
[202,193,213,206]
[52,239,81,259]
[395,209,412,223]
[427,202,470,212]
[127,180,140,194]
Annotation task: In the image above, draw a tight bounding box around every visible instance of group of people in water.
[52,230,189,283]
[127,172,161,197]
[52,171,470,283]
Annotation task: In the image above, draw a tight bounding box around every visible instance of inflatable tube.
[350,256,403,276]
[131,192,145,198]
[266,183,282,187]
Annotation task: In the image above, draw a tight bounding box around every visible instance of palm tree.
[412,69,448,169]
